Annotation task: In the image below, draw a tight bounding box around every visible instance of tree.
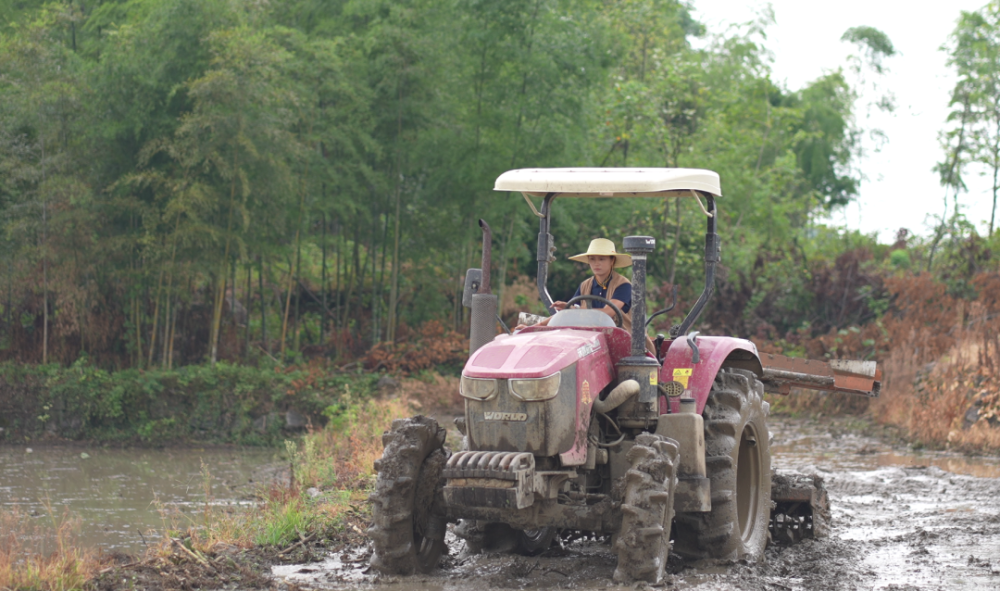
[0,0,900,367]
[0,4,89,364]
[943,4,1000,236]
[931,3,1000,274]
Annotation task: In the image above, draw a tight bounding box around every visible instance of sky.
[690,0,994,242]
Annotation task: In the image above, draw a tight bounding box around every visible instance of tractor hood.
[463,329,607,379]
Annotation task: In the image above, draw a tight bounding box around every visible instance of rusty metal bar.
[762,368,835,388]
[759,353,881,397]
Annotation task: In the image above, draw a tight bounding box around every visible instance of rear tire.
[613,432,680,584]
[368,416,449,575]
[673,368,771,562]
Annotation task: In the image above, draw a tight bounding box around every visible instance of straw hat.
[568,238,632,268]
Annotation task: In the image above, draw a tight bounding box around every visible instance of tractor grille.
[443,451,535,509]
[443,451,534,480]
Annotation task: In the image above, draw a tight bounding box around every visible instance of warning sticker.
[673,368,693,388]
[649,372,658,386]
[581,380,592,406]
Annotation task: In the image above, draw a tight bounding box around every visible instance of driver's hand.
[552,301,568,311]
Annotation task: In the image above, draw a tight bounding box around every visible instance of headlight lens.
[510,372,561,401]
[460,376,498,400]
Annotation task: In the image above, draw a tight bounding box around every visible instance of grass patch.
[0,506,97,591]
[171,390,419,552]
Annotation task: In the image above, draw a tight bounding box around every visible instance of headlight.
[510,372,561,401]
[460,376,498,400]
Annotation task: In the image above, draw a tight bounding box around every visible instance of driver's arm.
[514,301,566,331]
[602,299,627,320]
[534,300,569,327]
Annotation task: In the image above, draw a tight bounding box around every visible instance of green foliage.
[0,0,897,368]
[938,2,1000,240]
[889,249,911,270]
[841,26,896,75]
[0,359,379,444]
[286,434,337,489]
[254,498,314,547]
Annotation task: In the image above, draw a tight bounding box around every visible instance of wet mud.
[273,416,1000,591]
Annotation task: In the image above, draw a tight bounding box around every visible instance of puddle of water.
[875,451,1000,479]
[272,555,370,586]
[0,445,279,554]
[769,422,1000,479]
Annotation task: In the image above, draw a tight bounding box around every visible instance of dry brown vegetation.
[872,275,1000,450]
[0,507,98,590]
[761,273,1000,452]
[364,320,468,374]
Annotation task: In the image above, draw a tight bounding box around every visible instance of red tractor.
[368,168,880,583]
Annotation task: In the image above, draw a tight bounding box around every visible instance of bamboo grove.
[0,0,955,369]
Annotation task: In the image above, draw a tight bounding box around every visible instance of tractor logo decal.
[577,341,601,358]
[484,412,528,421]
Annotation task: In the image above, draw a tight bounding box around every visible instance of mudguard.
[658,336,762,415]
[560,339,616,465]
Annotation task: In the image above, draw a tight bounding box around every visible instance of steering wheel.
[564,294,625,328]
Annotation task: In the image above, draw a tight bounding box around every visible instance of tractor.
[367,168,881,583]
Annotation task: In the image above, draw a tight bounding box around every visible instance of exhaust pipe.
[592,379,640,414]
[622,236,655,359]
[612,236,661,415]
[469,219,498,355]
[477,219,492,294]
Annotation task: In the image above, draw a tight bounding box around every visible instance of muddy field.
[272,416,1000,591]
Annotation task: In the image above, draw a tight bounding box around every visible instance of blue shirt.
[571,282,632,313]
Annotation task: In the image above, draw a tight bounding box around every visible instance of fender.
[658,336,763,415]
[559,344,616,466]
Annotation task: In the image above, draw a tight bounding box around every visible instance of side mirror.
[462,268,483,308]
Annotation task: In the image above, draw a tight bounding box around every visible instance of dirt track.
[273,416,1000,590]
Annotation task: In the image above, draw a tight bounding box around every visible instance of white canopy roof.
[494,168,721,198]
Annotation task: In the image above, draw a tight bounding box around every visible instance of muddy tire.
[516,527,558,556]
[673,368,771,562]
[368,415,449,575]
[454,521,520,554]
[612,433,680,584]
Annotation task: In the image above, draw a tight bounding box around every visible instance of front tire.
[368,416,449,574]
[613,432,680,583]
[673,368,771,562]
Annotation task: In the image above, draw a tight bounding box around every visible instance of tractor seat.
[547,308,616,328]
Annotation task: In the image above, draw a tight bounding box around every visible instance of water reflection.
[0,445,279,554]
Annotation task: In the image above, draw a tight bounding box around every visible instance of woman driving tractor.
[516,237,637,332]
